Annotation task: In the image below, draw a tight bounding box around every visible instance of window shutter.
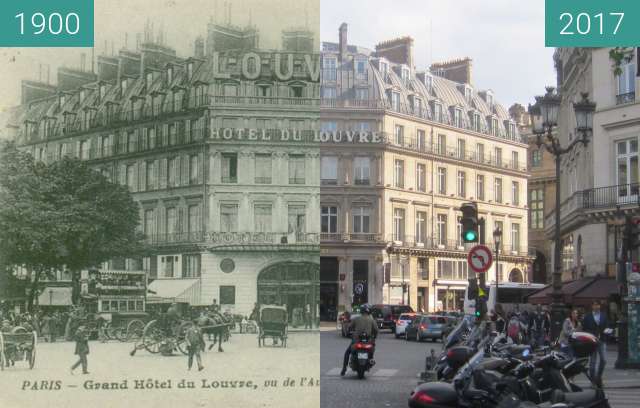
[178,207,185,234]
[162,124,168,146]
[141,127,148,151]
[119,164,126,186]
[159,158,168,189]
[158,207,166,235]
[197,152,204,184]
[153,159,159,190]
[181,154,189,185]
[185,119,191,143]
[139,161,146,191]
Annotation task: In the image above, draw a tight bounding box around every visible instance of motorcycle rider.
[340,304,378,376]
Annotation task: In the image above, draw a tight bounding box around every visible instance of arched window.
[509,268,524,283]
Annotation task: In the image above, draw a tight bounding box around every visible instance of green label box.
[546,0,640,47]
[0,0,93,47]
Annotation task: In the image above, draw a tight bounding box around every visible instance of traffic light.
[624,216,640,250]
[460,202,479,243]
[475,295,488,319]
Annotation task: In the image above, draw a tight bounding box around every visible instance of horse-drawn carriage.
[258,305,288,348]
[102,312,148,342]
[130,310,234,356]
[0,327,37,370]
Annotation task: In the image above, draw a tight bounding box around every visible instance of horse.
[197,312,231,352]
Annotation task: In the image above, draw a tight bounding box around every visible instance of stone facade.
[319,24,532,318]
[4,21,320,318]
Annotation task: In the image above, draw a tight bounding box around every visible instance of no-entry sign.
[467,245,493,273]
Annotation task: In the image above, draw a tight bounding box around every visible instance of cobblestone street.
[0,332,320,408]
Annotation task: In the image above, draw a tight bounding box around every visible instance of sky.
[320,0,556,110]
[0,0,319,111]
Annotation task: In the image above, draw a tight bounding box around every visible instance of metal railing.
[616,92,635,105]
[320,98,526,143]
[379,132,528,172]
[146,231,319,245]
[546,183,640,228]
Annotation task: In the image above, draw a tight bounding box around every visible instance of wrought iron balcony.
[146,231,319,246]
[616,92,635,105]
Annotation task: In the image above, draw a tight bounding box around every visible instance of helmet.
[568,331,598,358]
[360,304,371,314]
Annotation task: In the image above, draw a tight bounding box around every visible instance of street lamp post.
[529,88,596,341]
[493,227,502,300]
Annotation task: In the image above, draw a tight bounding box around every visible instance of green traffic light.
[464,230,477,242]
[475,310,481,317]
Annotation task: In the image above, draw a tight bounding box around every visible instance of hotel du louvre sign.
[211,51,320,82]
[210,128,383,144]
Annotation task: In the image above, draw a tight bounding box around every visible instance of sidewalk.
[574,345,640,389]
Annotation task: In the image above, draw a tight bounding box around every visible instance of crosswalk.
[323,367,400,379]
[607,388,640,408]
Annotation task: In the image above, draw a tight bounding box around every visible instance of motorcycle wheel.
[357,368,365,379]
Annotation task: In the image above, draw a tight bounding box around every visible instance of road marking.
[324,367,342,376]
[371,369,398,377]
[323,367,399,377]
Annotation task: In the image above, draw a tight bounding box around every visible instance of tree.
[0,142,146,310]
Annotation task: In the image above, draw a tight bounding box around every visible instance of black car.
[370,304,414,333]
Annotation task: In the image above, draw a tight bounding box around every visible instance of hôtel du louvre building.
[4,21,321,319]
[319,23,533,319]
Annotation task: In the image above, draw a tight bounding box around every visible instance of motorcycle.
[409,332,610,408]
[348,331,376,379]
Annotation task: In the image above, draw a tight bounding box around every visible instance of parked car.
[434,315,458,340]
[370,304,414,333]
[339,312,361,337]
[405,315,447,342]
[394,313,417,338]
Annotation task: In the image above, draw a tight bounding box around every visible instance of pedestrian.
[582,301,609,387]
[70,325,90,375]
[558,308,579,357]
[184,324,204,371]
[493,303,506,334]
[304,303,312,329]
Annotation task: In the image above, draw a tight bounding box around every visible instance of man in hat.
[71,325,90,374]
[184,324,204,371]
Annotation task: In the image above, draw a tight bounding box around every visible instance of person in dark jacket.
[70,325,90,374]
[581,301,609,386]
[340,304,378,376]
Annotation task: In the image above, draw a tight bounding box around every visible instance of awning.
[527,276,618,306]
[573,278,619,306]
[37,287,72,306]
[146,279,200,305]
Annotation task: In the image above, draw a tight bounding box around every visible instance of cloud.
[321,0,555,108]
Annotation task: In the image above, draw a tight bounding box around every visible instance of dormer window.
[121,78,128,92]
[453,107,462,128]
[505,121,517,139]
[413,96,422,114]
[99,84,106,100]
[390,91,400,111]
[401,66,410,83]
[464,86,472,103]
[432,101,443,122]
[187,62,194,80]
[355,59,366,77]
[59,94,65,107]
[424,73,433,93]
[486,91,494,107]
[472,112,481,132]
[146,72,153,89]
[379,60,388,79]
[488,116,499,136]
[79,89,86,103]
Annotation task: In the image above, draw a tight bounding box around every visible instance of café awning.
[146,278,200,305]
[527,276,618,306]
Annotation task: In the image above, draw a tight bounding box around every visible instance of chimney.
[375,36,414,69]
[430,57,473,85]
[339,23,348,60]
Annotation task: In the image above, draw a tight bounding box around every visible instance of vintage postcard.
[0,1,320,407]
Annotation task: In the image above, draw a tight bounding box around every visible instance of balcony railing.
[616,92,635,105]
[379,133,528,172]
[146,231,319,246]
[321,98,526,143]
[208,95,318,107]
[545,183,640,231]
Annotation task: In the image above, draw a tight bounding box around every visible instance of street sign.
[467,245,493,273]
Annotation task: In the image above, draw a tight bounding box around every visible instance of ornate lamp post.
[529,88,596,341]
[493,227,502,298]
